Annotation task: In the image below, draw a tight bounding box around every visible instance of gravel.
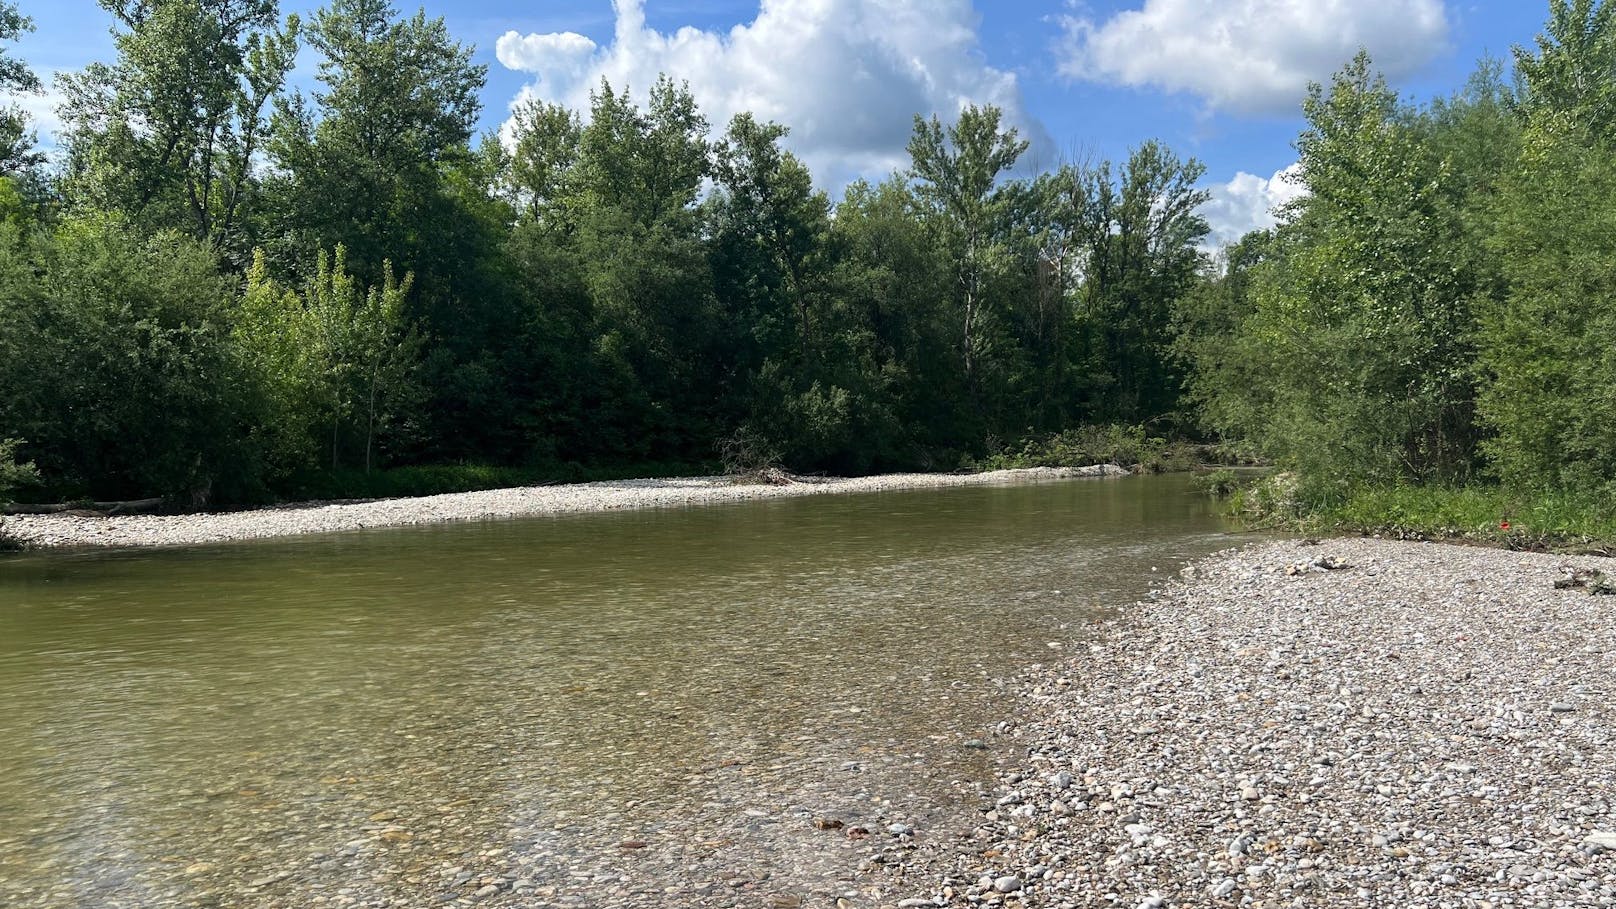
[0,465,1128,550]
[881,538,1616,908]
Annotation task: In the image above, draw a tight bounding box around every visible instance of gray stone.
[992,876,1022,893]
[1584,831,1616,852]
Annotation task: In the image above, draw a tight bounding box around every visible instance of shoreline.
[880,538,1616,907]
[0,464,1130,551]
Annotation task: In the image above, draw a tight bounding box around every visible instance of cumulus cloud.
[495,0,1051,187]
[1201,163,1305,251]
[495,30,599,87]
[1059,0,1450,115]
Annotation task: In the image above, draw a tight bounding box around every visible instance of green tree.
[711,113,831,351]
[1041,143,1210,426]
[233,249,323,478]
[827,175,949,465]
[1476,1,1616,491]
[0,1,41,174]
[710,114,901,470]
[1173,230,1278,447]
[907,105,1028,417]
[1203,53,1483,492]
[57,0,298,253]
[235,245,424,475]
[1514,0,1616,135]
[504,98,581,228]
[303,246,422,471]
[0,437,37,502]
[266,0,485,287]
[0,217,257,502]
[561,78,722,461]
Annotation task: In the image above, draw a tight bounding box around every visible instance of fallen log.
[4,497,165,516]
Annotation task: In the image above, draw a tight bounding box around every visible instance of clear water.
[0,475,1242,907]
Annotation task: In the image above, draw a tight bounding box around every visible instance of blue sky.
[13,0,1550,243]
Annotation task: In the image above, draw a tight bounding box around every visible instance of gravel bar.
[0,465,1128,550]
[883,538,1616,909]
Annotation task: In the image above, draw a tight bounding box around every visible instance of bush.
[1194,468,1244,498]
[1228,472,1304,527]
[0,437,38,501]
[978,425,1195,473]
[0,218,258,504]
[0,438,39,552]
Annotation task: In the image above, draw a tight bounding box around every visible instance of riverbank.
[1227,474,1616,554]
[0,465,1129,550]
[883,538,1616,908]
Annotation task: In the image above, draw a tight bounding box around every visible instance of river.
[0,474,1242,908]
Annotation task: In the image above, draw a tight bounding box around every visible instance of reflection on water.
[0,475,1240,907]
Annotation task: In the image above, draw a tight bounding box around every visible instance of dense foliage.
[0,0,1216,503]
[2,0,1613,518]
[1184,0,1616,525]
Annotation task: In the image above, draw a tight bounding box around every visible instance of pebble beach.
[880,538,1616,909]
[0,465,1128,550]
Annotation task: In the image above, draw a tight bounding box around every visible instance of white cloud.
[495,30,599,86]
[1201,163,1305,250]
[1060,0,1450,115]
[495,0,1051,188]
[2,76,68,146]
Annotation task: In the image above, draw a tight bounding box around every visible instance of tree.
[233,248,323,478]
[710,114,901,471]
[0,217,257,502]
[266,0,485,288]
[0,437,37,502]
[562,77,722,461]
[907,106,1028,412]
[233,245,423,475]
[0,435,38,547]
[504,98,581,229]
[1042,143,1210,426]
[1174,230,1278,447]
[0,1,41,174]
[57,0,298,254]
[712,114,831,351]
[314,247,421,471]
[570,76,709,227]
[1479,120,1616,492]
[1195,53,1483,492]
[1475,1,1616,492]
[1514,0,1616,136]
[828,176,950,464]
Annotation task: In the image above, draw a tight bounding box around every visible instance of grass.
[1226,473,1616,553]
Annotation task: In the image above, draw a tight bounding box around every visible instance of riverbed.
[0,474,1241,908]
[898,538,1616,908]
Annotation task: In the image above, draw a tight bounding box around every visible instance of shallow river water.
[0,475,1241,908]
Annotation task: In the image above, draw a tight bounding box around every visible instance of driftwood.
[4,497,165,516]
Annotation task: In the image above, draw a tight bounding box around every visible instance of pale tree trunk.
[365,353,382,474]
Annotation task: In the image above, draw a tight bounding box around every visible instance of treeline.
[0,0,1216,505]
[1185,0,1616,517]
[6,0,1610,518]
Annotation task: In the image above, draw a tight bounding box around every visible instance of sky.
[12,0,1551,246]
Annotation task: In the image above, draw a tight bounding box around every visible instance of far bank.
[0,465,1130,551]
